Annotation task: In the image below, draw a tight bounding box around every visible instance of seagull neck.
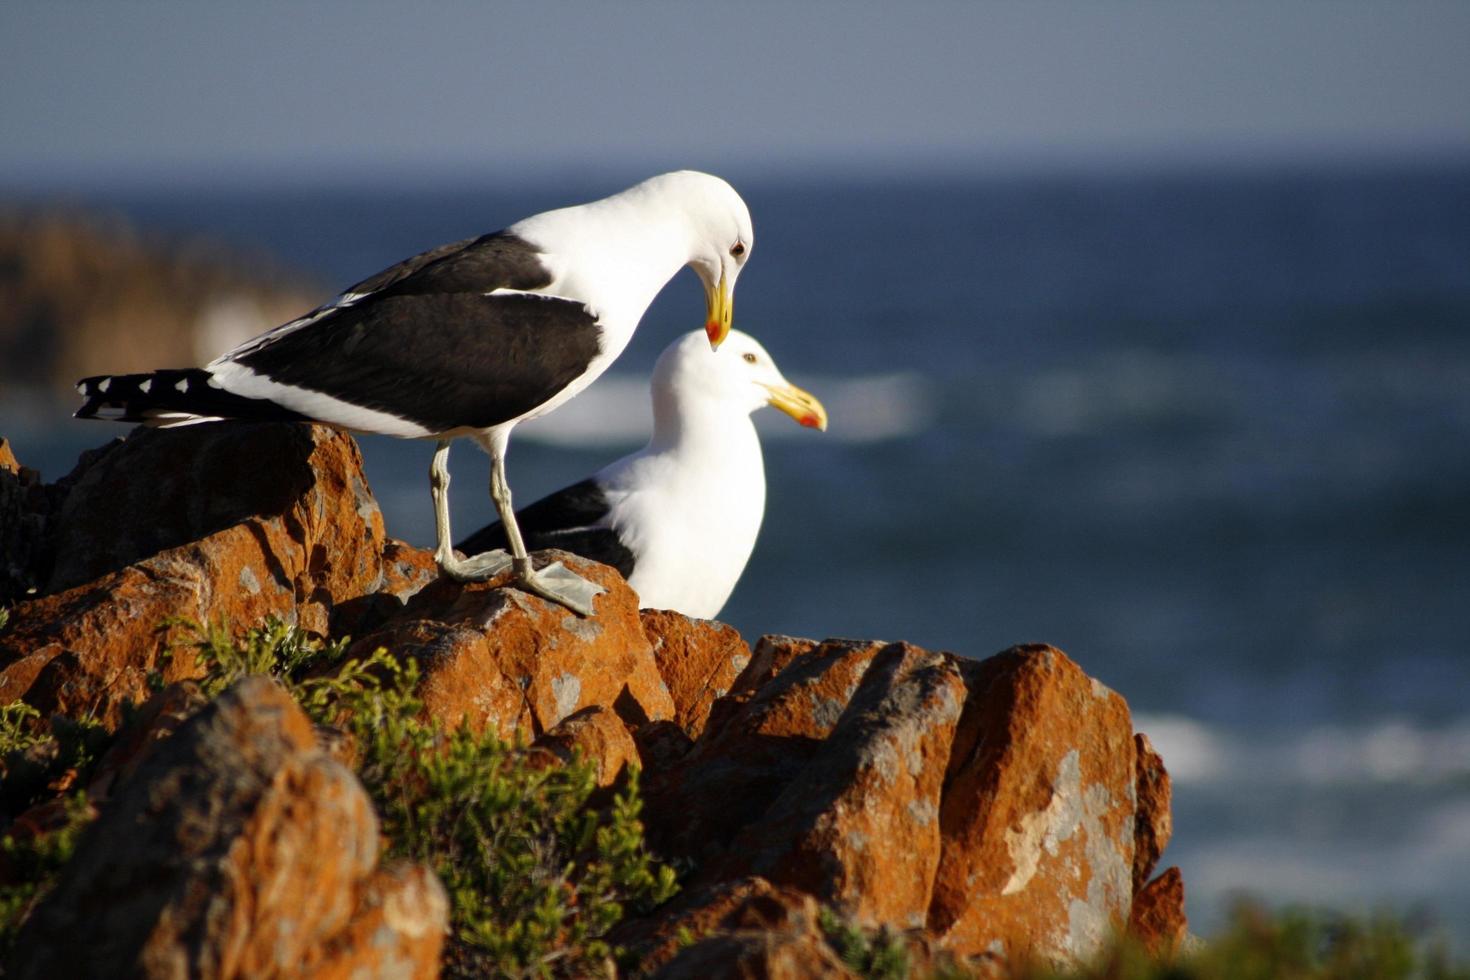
[600,198,700,317]
[524,195,699,325]
[648,390,758,458]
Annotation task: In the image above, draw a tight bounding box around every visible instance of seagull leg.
[488,448,605,616]
[431,439,513,581]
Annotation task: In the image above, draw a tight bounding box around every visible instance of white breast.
[601,418,766,619]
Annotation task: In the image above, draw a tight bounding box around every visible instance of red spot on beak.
[705,320,722,346]
[800,414,821,429]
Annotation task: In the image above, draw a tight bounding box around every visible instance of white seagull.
[457,329,827,619]
[74,171,754,615]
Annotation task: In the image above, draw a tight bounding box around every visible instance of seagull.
[457,329,827,619]
[73,171,754,615]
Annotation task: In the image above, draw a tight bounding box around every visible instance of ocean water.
[5,164,1470,940]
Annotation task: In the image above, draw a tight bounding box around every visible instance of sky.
[3,0,1469,187]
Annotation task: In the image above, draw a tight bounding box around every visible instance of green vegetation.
[2,617,678,976]
[0,698,109,820]
[7,616,1469,978]
[821,901,1469,980]
[820,905,912,980]
[0,701,45,757]
[1,696,110,957]
[187,618,679,978]
[0,794,92,955]
[1036,903,1470,980]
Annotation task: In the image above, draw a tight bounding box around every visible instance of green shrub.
[185,617,678,978]
[0,794,92,956]
[1014,901,1470,980]
[819,906,912,980]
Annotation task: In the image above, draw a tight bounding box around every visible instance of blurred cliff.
[0,210,322,394]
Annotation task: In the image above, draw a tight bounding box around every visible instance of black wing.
[231,291,602,432]
[457,478,637,578]
[223,232,602,433]
[342,232,553,297]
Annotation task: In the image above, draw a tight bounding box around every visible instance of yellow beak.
[704,271,732,349]
[762,381,829,431]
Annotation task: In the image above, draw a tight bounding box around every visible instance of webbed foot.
[512,559,605,616]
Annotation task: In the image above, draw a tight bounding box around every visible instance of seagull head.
[656,329,827,431]
[643,171,753,350]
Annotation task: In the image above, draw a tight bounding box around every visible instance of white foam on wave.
[1180,794,1470,938]
[1135,712,1470,787]
[516,371,935,448]
[1139,711,1470,943]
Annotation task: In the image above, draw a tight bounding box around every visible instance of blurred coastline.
[2,159,1468,943]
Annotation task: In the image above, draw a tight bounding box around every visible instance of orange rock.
[726,645,966,928]
[1,575,211,726]
[86,680,209,803]
[652,928,858,980]
[307,862,449,980]
[8,675,446,979]
[631,719,695,773]
[646,877,857,980]
[46,422,385,600]
[928,644,1137,964]
[641,609,751,738]
[627,876,821,974]
[1129,866,1188,956]
[352,615,529,738]
[378,538,439,602]
[534,704,639,787]
[728,634,822,697]
[353,552,675,739]
[0,423,388,728]
[329,538,440,637]
[1132,731,1173,893]
[646,637,886,869]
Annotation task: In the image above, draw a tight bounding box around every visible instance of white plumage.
[459,330,827,619]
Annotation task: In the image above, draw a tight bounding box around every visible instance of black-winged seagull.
[74,171,754,615]
[457,329,827,619]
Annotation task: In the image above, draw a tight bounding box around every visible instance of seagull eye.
[730,242,746,258]
[742,352,757,364]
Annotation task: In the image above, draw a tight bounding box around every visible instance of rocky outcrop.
[348,560,675,740]
[634,639,1176,967]
[639,610,750,738]
[0,423,389,727]
[0,424,1185,976]
[648,879,859,979]
[9,675,446,979]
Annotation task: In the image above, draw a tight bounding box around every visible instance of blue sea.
[5,163,1470,941]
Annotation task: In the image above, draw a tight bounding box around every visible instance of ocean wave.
[1135,712,1470,788]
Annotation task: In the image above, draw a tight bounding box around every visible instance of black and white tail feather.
[74,368,311,428]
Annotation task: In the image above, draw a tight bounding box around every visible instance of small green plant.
[0,702,45,757]
[819,906,912,980]
[178,616,350,699]
[1016,902,1470,980]
[1,702,109,819]
[182,617,679,978]
[0,793,94,956]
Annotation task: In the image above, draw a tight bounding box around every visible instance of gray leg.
[431,439,512,581]
[488,448,605,616]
